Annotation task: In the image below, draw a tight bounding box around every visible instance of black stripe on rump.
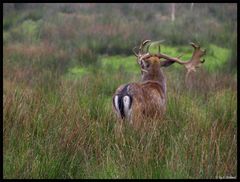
[117,84,132,119]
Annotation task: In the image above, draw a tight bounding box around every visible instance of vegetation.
[3,3,237,179]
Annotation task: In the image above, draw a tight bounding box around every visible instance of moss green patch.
[65,66,91,80]
[100,55,139,73]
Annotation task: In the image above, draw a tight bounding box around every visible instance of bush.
[10,19,42,43]
[26,10,43,21]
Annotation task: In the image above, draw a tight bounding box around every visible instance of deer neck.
[141,68,165,82]
[141,69,166,95]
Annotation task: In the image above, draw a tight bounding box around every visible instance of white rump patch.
[123,95,131,119]
[114,96,120,113]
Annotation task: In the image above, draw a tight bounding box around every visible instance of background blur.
[3,3,237,73]
[3,3,237,179]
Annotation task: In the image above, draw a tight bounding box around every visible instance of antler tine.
[145,42,152,53]
[139,39,151,54]
[157,40,165,53]
[189,42,200,49]
[132,46,139,57]
[149,40,165,54]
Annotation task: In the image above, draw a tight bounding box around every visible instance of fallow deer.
[112,40,206,128]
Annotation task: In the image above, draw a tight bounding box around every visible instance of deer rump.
[113,81,166,121]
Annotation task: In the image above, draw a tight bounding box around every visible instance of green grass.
[101,55,139,74]
[3,63,237,179]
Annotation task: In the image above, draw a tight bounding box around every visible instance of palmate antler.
[155,42,206,72]
[155,42,206,82]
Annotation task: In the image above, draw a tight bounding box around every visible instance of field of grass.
[3,52,237,179]
[3,3,237,179]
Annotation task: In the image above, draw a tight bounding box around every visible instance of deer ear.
[160,60,175,67]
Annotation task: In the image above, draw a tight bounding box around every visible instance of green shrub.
[10,19,42,43]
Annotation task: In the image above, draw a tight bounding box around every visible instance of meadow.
[3,3,237,179]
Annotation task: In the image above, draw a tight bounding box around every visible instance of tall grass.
[3,63,237,179]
